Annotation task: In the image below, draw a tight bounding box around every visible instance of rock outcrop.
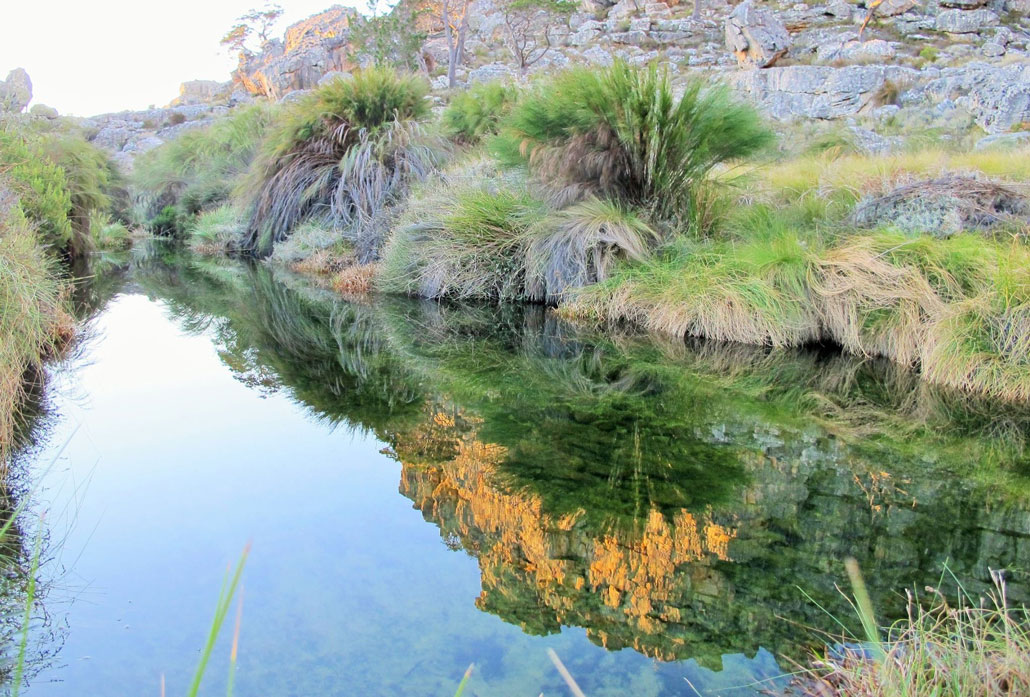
[904,63,1030,134]
[724,1,791,68]
[82,104,230,170]
[169,80,231,107]
[729,65,917,120]
[234,5,359,100]
[0,68,32,113]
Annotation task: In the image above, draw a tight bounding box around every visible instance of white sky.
[0,0,364,116]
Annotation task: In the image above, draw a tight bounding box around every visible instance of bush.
[150,205,183,236]
[493,61,774,233]
[241,67,441,259]
[442,82,519,145]
[0,130,73,252]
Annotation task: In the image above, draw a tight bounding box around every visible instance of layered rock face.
[234,5,360,100]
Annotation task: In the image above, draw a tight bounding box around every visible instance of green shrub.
[0,130,73,252]
[919,46,939,63]
[241,67,440,258]
[39,134,119,258]
[493,61,774,233]
[442,82,519,144]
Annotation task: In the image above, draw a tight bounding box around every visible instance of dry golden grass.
[330,263,379,296]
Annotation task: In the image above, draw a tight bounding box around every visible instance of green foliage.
[493,61,774,233]
[918,45,939,62]
[90,212,132,250]
[349,0,428,71]
[242,67,439,257]
[132,104,273,227]
[151,205,184,237]
[442,82,519,144]
[188,205,245,254]
[39,134,119,257]
[0,131,73,252]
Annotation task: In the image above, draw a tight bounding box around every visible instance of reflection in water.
[16,251,1030,693]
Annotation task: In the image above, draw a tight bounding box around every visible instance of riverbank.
[0,184,71,459]
[0,116,122,460]
[127,64,1030,405]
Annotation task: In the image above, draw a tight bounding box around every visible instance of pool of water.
[10,251,1030,696]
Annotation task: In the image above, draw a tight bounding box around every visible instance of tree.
[501,0,577,74]
[240,3,284,42]
[351,0,429,71]
[441,0,471,88]
[219,3,284,55]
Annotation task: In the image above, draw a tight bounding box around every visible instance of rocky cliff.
[81,0,1030,164]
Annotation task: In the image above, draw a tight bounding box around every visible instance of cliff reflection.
[135,257,1030,669]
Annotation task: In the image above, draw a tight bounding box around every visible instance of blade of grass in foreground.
[453,663,474,697]
[186,543,250,697]
[844,557,885,661]
[11,514,44,697]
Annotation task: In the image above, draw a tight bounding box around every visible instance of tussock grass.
[379,158,546,301]
[241,68,442,259]
[524,197,656,303]
[565,229,821,347]
[0,183,71,461]
[188,205,246,256]
[493,60,773,232]
[567,227,1030,402]
[799,567,1030,697]
[755,147,1030,205]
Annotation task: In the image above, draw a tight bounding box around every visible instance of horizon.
[0,0,364,117]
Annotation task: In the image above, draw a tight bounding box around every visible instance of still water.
[10,250,1030,695]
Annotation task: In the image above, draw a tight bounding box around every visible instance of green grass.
[132,104,273,227]
[187,205,245,255]
[379,159,547,301]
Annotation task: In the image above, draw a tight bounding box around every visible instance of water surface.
[11,252,1030,696]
